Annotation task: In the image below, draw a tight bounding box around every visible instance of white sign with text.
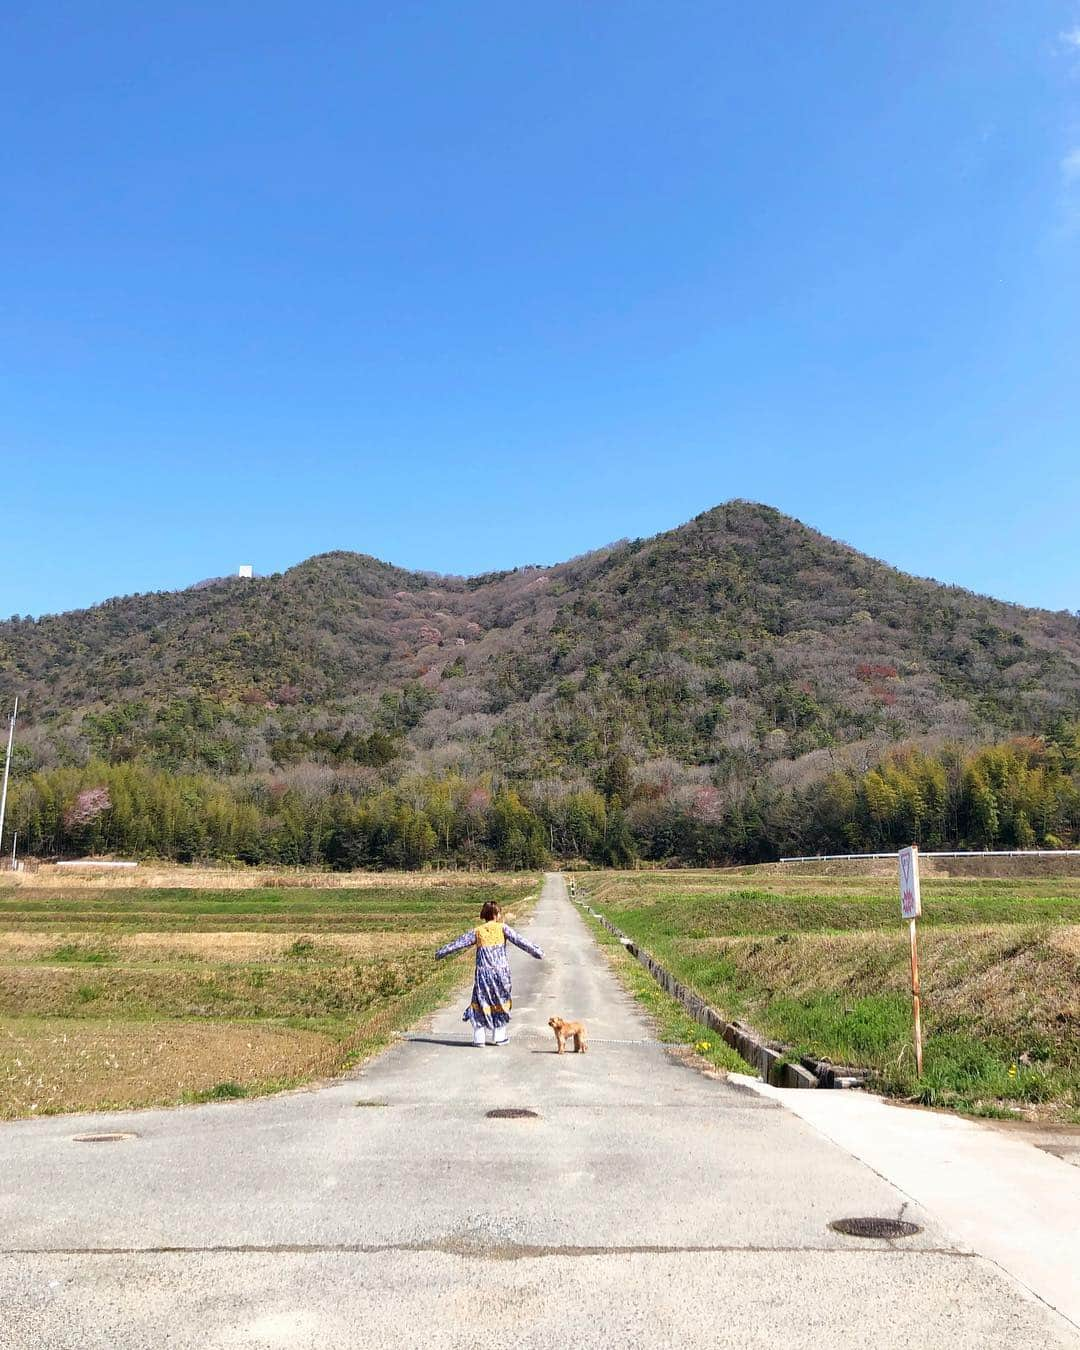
[899,845,922,919]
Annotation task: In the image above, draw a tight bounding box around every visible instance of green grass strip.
[576,903,753,1076]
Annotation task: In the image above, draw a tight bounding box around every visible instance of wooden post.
[908,916,923,1077]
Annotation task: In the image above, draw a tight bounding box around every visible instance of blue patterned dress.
[435,919,544,1031]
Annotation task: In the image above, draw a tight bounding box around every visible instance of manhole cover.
[71,1132,138,1144]
[830,1217,922,1240]
[486,1108,539,1120]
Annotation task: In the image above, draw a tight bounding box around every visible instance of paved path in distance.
[1,872,1076,1348]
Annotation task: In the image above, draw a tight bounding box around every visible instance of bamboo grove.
[7,729,1079,869]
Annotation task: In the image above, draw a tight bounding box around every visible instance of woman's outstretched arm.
[503,926,543,959]
[435,930,477,960]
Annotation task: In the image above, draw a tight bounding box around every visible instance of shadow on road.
[398,1036,479,1049]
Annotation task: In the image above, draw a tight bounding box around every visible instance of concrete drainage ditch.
[575,898,870,1092]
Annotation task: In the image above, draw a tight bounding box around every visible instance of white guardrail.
[55,859,139,869]
[778,850,1080,862]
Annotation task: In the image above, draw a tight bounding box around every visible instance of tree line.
[7,728,1079,870]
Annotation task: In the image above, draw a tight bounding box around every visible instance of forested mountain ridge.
[3,501,1080,789]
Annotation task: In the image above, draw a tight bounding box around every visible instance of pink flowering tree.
[63,787,112,831]
[63,786,113,852]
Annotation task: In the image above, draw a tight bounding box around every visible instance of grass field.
[579,869,1080,1122]
[0,875,537,1120]
[9,865,504,891]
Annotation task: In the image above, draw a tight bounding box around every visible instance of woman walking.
[435,900,543,1046]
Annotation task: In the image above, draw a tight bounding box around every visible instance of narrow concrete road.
[1,874,1076,1348]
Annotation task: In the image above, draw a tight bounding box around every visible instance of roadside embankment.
[742,855,1080,881]
[579,869,1080,1121]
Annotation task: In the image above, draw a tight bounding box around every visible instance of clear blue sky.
[3,2,1079,618]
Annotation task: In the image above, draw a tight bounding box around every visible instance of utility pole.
[0,698,17,867]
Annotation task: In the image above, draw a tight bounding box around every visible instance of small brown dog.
[548,1016,588,1054]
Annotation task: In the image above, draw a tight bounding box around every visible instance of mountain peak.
[2,505,1078,792]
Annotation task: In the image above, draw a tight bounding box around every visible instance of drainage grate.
[71,1132,138,1144]
[486,1108,539,1120]
[830,1217,922,1240]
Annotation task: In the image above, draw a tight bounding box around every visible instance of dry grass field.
[0,873,537,1120]
[579,866,1080,1121]
[8,864,508,890]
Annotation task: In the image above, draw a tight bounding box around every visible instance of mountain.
[3,501,1080,790]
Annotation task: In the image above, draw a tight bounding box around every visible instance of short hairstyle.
[479,900,502,922]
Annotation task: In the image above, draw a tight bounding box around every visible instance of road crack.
[1,1240,975,1261]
